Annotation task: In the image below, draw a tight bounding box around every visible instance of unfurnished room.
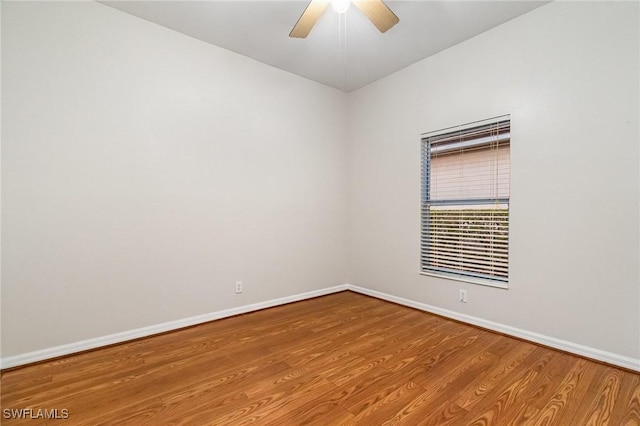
[1,0,639,424]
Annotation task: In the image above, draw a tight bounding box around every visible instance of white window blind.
[421,116,510,286]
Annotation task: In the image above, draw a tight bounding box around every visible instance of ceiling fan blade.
[353,0,399,33]
[289,1,330,38]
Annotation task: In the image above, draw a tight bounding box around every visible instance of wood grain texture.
[2,291,639,425]
[353,0,399,33]
[289,0,329,38]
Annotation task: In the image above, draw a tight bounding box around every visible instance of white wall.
[1,1,348,357]
[348,1,639,360]
[3,1,639,368]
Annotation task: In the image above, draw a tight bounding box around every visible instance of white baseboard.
[0,284,348,370]
[347,285,640,372]
[3,283,639,372]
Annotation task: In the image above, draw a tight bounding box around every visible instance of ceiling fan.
[289,0,399,38]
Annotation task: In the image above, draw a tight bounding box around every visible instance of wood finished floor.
[2,291,639,425]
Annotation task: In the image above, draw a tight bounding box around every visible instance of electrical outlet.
[459,289,467,303]
[235,281,243,294]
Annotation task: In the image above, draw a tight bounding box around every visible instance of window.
[421,116,510,288]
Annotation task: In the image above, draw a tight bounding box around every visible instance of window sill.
[420,271,508,289]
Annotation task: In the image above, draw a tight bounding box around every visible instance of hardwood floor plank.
[214,377,338,426]
[454,340,539,411]
[613,379,640,426]
[497,351,575,425]
[329,366,401,415]
[265,392,355,425]
[617,373,640,425]
[554,356,604,424]
[347,381,424,425]
[578,367,624,425]
[2,291,638,425]
[376,343,499,425]
[530,358,594,426]
[459,348,557,425]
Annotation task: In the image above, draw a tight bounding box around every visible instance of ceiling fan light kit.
[331,0,352,14]
[289,0,399,38]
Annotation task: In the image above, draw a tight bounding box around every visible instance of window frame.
[420,115,511,289]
